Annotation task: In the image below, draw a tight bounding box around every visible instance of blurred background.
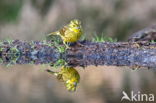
[0,0,156,103]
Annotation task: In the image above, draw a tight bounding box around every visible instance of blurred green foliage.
[0,0,22,23]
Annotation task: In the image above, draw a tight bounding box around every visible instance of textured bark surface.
[0,40,156,68]
[67,41,156,68]
[0,40,59,65]
[0,25,156,68]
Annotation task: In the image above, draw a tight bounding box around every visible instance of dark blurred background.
[0,0,156,103]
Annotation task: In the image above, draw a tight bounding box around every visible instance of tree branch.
[67,41,156,68]
[0,40,156,68]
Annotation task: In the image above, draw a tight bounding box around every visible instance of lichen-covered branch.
[0,40,156,68]
[67,41,156,68]
[0,40,60,65]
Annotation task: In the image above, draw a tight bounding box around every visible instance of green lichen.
[151,40,156,43]
[5,38,13,45]
[6,46,20,67]
[50,59,67,69]
[56,46,66,53]
[92,33,117,42]
[45,34,66,53]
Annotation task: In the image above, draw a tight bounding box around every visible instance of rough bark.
[67,41,156,68]
[0,40,156,68]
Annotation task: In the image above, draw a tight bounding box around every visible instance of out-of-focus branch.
[128,25,156,42]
